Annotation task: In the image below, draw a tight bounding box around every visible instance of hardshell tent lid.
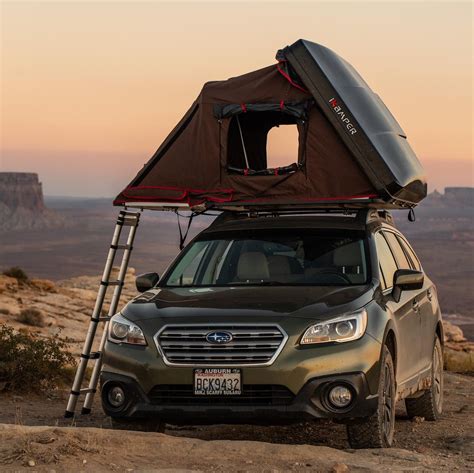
[114,39,427,211]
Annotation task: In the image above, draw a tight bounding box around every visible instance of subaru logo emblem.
[206,331,233,344]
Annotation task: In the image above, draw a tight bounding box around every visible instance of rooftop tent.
[114,39,427,210]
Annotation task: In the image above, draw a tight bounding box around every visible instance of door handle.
[412,300,420,312]
[427,289,433,301]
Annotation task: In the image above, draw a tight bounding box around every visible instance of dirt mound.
[0,422,469,472]
[0,372,472,472]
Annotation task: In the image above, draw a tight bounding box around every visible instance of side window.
[397,236,421,271]
[374,232,398,288]
[166,241,209,286]
[384,232,411,269]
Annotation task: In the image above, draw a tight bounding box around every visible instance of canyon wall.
[0,172,64,231]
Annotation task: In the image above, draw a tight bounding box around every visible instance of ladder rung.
[110,244,133,250]
[98,316,111,322]
[120,210,140,217]
[118,217,139,227]
[100,280,124,287]
[80,388,97,394]
[80,351,101,360]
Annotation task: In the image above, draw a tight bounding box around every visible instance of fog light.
[107,385,125,408]
[328,385,352,408]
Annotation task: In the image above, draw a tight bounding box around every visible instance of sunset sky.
[1,1,472,197]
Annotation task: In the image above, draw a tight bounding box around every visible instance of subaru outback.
[100,209,443,448]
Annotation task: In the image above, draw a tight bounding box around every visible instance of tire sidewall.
[378,346,396,447]
[431,337,444,417]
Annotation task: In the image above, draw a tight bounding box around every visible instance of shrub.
[17,308,45,327]
[0,324,75,392]
[3,267,29,283]
[0,307,10,315]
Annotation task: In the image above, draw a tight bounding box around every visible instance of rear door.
[396,234,437,372]
[375,231,422,383]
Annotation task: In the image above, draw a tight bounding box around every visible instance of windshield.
[163,229,369,287]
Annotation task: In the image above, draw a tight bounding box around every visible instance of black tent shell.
[280,39,427,206]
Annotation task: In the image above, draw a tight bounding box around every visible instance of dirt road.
[0,372,472,472]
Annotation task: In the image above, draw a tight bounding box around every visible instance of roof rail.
[210,207,395,228]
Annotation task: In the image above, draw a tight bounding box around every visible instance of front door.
[375,231,422,384]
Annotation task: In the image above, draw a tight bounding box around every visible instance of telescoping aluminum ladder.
[65,210,140,417]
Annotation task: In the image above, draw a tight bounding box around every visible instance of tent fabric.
[114,63,377,207]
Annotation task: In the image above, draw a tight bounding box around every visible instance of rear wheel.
[405,337,443,421]
[110,417,165,432]
[347,345,396,448]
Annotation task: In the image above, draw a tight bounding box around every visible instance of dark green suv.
[100,209,443,448]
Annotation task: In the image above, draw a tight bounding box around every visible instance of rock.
[331,463,349,473]
[0,275,19,293]
[27,459,35,467]
[443,321,466,343]
[30,279,57,293]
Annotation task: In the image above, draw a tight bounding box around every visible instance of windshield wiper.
[254,281,289,286]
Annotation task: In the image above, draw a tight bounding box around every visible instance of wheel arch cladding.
[384,329,397,373]
[436,321,444,345]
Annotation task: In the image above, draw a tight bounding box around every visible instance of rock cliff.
[0,172,64,231]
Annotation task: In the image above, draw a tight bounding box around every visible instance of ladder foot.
[81,407,92,415]
[64,410,75,418]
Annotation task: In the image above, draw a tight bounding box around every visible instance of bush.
[0,308,10,315]
[17,308,45,327]
[0,324,75,392]
[3,267,29,283]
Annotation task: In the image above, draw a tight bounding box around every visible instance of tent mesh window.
[228,111,299,174]
[214,101,310,176]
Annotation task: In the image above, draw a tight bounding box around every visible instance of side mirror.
[135,272,160,293]
[392,269,424,302]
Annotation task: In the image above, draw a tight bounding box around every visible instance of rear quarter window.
[384,231,411,270]
[397,235,422,271]
[374,232,398,288]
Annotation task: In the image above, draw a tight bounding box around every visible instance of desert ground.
[0,371,473,472]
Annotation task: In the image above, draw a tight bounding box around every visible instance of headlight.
[108,314,147,346]
[300,309,367,345]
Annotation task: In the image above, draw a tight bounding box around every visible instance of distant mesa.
[424,187,473,207]
[0,172,65,232]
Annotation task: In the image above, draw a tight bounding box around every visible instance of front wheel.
[405,337,443,421]
[347,345,396,448]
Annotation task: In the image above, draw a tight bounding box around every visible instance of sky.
[1,0,473,197]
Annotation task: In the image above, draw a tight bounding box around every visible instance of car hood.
[121,285,375,323]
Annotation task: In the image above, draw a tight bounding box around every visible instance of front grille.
[155,324,287,366]
[149,384,294,406]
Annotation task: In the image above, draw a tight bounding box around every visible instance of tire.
[110,417,165,432]
[405,337,443,421]
[347,345,396,448]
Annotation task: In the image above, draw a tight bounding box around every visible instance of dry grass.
[16,308,45,327]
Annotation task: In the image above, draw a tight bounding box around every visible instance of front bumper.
[100,371,378,424]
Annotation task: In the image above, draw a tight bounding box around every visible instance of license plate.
[194,368,241,395]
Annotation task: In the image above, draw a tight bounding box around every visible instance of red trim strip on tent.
[119,185,235,205]
[276,62,309,93]
[115,186,378,207]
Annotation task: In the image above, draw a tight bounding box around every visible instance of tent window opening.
[214,101,310,176]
